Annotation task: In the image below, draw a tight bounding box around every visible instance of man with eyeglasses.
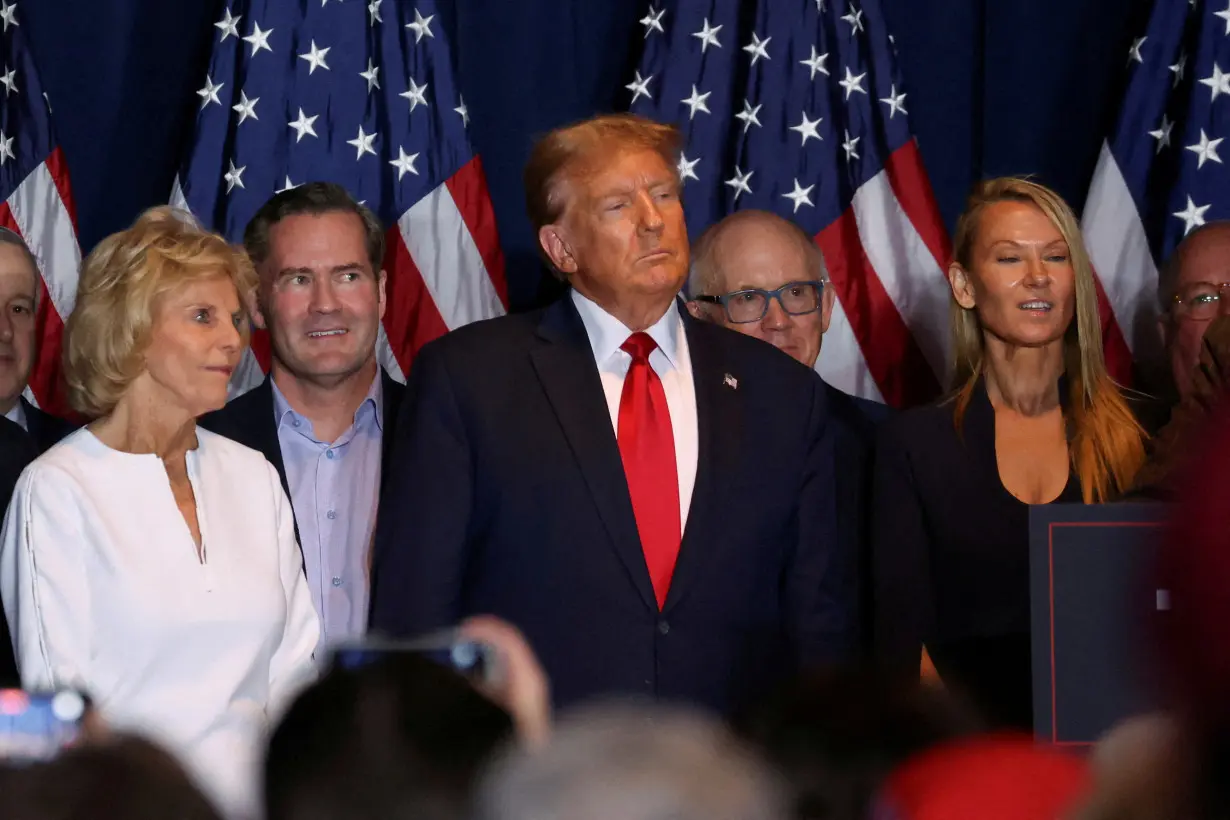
[687,210,889,649]
[1134,220,1230,498]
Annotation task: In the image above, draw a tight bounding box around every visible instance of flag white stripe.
[851,169,952,389]
[817,295,886,403]
[1081,141,1161,362]
[398,184,505,331]
[8,161,80,322]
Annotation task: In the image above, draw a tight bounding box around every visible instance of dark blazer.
[823,383,892,653]
[0,415,37,686]
[870,379,1081,731]
[369,296,851,716]
[19,397,76,454]
[198,370,405,542]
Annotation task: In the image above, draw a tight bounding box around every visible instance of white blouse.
[0,427,320,818]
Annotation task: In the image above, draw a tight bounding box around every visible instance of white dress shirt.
[571,290,698,529]
[0,428,321,819]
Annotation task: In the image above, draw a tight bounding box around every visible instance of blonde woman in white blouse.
[0,207,320,819]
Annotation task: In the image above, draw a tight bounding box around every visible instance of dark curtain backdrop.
[22,0,1153,313]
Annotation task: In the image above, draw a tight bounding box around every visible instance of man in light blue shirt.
[201,183,404,646]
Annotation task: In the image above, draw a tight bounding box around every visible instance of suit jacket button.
[658,620,670,635]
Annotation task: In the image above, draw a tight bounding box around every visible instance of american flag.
[172,0,508,394]
[0,0,82,418]
[1082,0,1230,384]
[629,0,950,407]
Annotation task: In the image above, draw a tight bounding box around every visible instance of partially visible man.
[200,182,402,647]
[0,229,75,452]
[0,414,36,685]
[686,210,890,648]
[370,114,850,716]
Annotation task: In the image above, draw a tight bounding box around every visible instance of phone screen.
[0,690,86,764]
[331,637,497,685]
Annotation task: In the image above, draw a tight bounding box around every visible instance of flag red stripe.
[1091,272,1134,386]
[884,139,952,271]
[0,201,70,416]
[817,207,942,408]
[444,156,510,309]
[43,148,79,231]
[381,228,450,376]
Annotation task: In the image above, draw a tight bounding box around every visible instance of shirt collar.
[271,370,384,433]
[4,398,26,432]
[570,289,683,370]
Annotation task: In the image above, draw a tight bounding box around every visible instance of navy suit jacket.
[0,415,37,685]
[20,397,76,454]
[369,296,850,716]
[198,371,405,545]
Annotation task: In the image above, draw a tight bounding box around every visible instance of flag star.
[782,179,815,213]
[677,153,699,183]
[640,6,665,37]
[0,1,17,32]
[232,90,259,123]
[841,7,864,32]
[800,46,830,80]
[406,8,435,43]
[360,59,381,92]
[277,175,299,194]
[1216,1,1230,35]
[0,132,12,165]
[693,18,722,52]
[725,166,753,200]
[288,108,318,142]
[399,76,430,111]
[224,160,246,193]
[389,146,420,180]
[1128,36,1146,64]
[1186,129,1224,169]
[215,7,241,41]
[790,111,824,146]
[880,85,908,118]
[299,40,331,73]
[838,66,867,99]
[625,70,653,104]
[1174,196,1211,235]
[1200,63,1230,101]
[743,32,771,65]
[347,125,378,160]
[242,22,273,56]
[196,75,224,108]
[681,84,711,119]
[734,99,762,132]
[368,0,382,24]
[1170,52,1187,87]
[455,96,470,126]
[1148,115,1173,153]
[842,129,861,160]
[0,66,17,97]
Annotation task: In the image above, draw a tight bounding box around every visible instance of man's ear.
[819,283,835,334]
[245,285,268,331]
[539,224,578,275]
[948,262,977,310]
[685,300,708,321]
[376,269,388,321]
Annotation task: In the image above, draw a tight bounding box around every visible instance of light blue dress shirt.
[272,375,383,646]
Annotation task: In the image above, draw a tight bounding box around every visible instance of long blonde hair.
[949,177,1145,503]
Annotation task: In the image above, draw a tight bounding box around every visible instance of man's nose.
[637,192,665,233]
[311,279,340,312]
[761,296,790,330]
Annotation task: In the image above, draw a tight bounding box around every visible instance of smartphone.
[329,631,503,688]
[0,689,87,764]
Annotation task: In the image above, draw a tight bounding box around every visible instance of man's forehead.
[0,246,38,298]
[1178,225,1230,281]
[714,225,812,289]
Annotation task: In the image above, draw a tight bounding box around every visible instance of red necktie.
[617,332,681,610]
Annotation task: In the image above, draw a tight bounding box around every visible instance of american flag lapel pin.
[723,373,738,390]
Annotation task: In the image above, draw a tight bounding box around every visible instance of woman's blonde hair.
[949,177,1145,503]
[63,206,257,418]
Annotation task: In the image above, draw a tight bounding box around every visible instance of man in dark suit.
[0,228,75,453]
[685,210,891,650]
[0,415,36,684]
[369,114,850,716]
[201,183,403,647]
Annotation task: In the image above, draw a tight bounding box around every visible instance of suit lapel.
[530,298,658,612]
[663,315,742,615]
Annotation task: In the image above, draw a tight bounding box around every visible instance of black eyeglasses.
[693,280,826,324]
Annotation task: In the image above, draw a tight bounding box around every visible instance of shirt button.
[658,621,670,635]
[331,577,342,587]
[293,419,302,428]
[326,510,337,520]
[326,449,335,460]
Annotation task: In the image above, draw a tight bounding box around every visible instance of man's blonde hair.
[63,206,257,418]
